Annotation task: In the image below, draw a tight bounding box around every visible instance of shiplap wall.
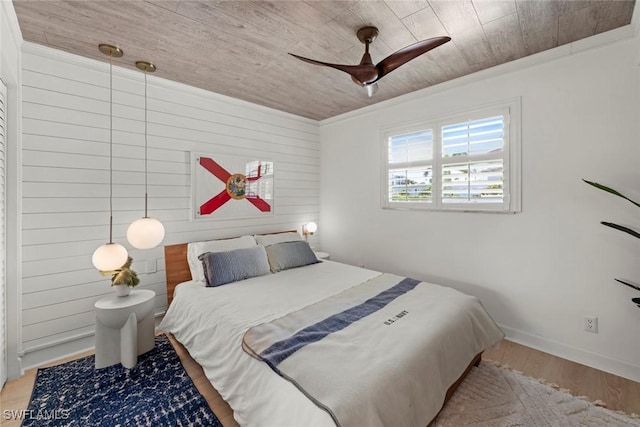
[20,44,320,368]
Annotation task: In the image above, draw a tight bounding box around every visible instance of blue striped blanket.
[242,273,504,427]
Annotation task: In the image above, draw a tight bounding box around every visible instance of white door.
[0,79,6,388]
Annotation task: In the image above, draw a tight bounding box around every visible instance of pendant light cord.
[109,51,114,244]
[144,67,149,218]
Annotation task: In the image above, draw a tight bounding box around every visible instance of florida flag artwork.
[192,153,274,220]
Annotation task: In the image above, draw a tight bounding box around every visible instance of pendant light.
[126,61,165,249]
[92,44,129,271]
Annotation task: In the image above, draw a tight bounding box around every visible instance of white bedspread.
[242,273,504,427]
[159,261,503,427]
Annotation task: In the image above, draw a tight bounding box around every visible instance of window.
[382,100,520,212]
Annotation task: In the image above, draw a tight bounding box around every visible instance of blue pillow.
[265,241,320,273]
[198,245,271,287]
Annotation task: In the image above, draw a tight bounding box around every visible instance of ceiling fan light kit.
[289,26,450,98]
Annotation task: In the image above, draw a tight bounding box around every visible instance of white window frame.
[381,98,521,213]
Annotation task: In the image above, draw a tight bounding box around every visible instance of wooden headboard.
[164,230,298,306]
[164,243,190,306]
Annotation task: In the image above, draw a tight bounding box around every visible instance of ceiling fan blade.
[375,36,451,81]
[289,53,379,84]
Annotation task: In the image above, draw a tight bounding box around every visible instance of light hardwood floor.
[483,340,640,416]
[1,337,639,426]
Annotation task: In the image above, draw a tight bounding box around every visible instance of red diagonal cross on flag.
[199,157,271,215]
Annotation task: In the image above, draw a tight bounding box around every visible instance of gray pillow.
[265,241,320,273]
[198,245,271,287]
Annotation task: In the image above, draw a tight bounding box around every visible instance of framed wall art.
[191,152,274,220]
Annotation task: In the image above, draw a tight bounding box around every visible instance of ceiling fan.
[289,26,451,97]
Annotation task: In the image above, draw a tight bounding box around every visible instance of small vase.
[114,285,131,297]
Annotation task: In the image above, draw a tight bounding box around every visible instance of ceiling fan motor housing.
[356,26,379,44]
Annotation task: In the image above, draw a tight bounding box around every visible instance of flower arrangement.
[583,179,640,306]
[100,256,140,287]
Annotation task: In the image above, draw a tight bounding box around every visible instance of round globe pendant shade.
[127,217,165,249]
[92,243,128,271]
[305,221,318,233]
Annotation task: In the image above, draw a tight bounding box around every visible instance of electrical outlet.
[584,316,598,333]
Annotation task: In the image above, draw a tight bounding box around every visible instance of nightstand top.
[95,289,155,310]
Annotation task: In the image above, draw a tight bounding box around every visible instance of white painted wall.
[19,43,320,370]
[0,0,23,383]
[320,35,640,381]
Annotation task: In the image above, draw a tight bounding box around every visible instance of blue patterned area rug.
[23,335,222,426]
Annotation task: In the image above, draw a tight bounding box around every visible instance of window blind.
[387,129,433,203]
[381,99,520,213]
[441,115,505,204]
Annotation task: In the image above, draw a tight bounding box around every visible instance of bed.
[159,233,504,427]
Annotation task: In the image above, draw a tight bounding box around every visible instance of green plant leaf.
[583,179,640,209]
[102,257,139,287]
[121,257,133,269]
[601,221,640,239]
[111,268,140,287]
[99,270,118,276]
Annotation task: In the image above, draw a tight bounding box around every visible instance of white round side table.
[94,289,155,369]
[314,251,330,260]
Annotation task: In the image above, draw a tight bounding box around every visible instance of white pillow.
[254,231,302,247]
[187,235,257,282]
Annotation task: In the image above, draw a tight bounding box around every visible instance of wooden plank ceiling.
[13,0,636,120]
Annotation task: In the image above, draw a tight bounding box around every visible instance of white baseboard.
[499,324,640,383]
[20,311,167,372]
[21,335,95,372]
